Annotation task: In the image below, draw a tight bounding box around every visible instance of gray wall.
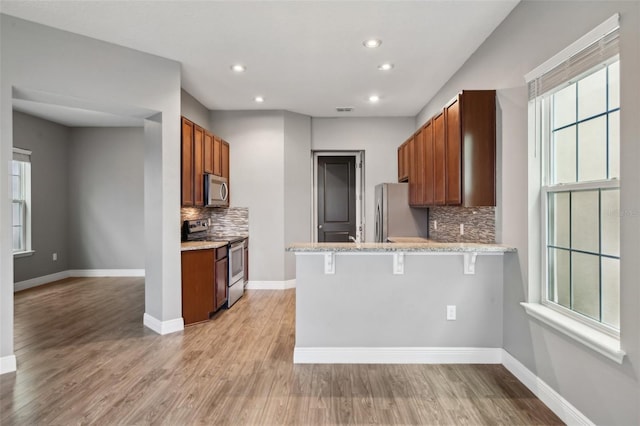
[180,89,210,129]
[12,111,70,282]
[68,127,145,270]
[284,111,312,280]
[296,253,504,347]
[210,110,287,281]
[2,15,182,363]
[415,2,640,424]
[310,117,415,242]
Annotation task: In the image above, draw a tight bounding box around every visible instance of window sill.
[13,250,35,258]
[521,302,625,364]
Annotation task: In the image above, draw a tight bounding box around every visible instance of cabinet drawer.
[216,246,228,260]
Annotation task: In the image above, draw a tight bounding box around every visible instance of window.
[524,14,624,363]
[12,148,32,256]
[544,59,620,334]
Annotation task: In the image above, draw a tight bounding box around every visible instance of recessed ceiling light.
[377,63,394,71]
[254,96,264,103]
[369,95,380,103]
[231,64,246,73]
[363,39,382,48]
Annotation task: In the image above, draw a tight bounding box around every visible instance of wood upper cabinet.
[204,131,214,174]
[221,140,229,180]
[397,141,409,182]
[409,129,425,207]
[181,249,215,325]
[402,90,496,207]
[193,125,205,207]
[213,136,222,176]
[423,119,435,206]
[181,118,195,206]
[180,116,232,207]
[221,140,230,203]
[445,98,462,205]
[445,90,496,206]
[433,112,446,205]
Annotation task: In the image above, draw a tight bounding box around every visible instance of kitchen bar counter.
[287,241,515,253]
[181,241,228,251]
[290,240,516,364]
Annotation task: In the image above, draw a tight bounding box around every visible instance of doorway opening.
[312,151,364,243]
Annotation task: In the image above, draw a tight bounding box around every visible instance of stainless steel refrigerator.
[374,183,429,242]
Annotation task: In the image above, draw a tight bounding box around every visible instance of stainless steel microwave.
[204,174,229,207]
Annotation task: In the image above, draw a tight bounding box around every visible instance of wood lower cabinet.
[244,242,249,282]
[215,246,228,311]
[182,246,228,326]
[181,249,215,325]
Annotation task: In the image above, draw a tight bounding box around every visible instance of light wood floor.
[1,277,563,425]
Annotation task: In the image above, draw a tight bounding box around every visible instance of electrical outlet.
[459,223,464,236]
[446,305,456,320]
[52,253,58,261]
[433,220,438,231]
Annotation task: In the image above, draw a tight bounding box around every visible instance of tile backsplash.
[428,206,495,243]
[181,207,249,237]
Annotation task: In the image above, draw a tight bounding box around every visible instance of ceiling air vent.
[336,107,354,112]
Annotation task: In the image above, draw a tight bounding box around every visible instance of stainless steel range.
[182,219,246,308]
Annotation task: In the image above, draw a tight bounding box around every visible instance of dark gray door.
[317,156,356,242]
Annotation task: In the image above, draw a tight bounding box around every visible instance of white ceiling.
[1,0,519,123]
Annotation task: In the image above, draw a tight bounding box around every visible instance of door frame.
[311,151,365,243]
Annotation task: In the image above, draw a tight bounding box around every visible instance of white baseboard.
[14,269,146,292]
[143,313,184,335]
[501,350,594,426]
[294,347,502,364]
[14,270,71,292]
[0,355,17,374]
[245,279,296,290]
[69,269,145,277]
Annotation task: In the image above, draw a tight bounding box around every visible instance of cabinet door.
[181,250,215,325]
[213,136,222,176]
[397,145,404,182]
[433,112,446,205]
[397,142,409,182]
[461,90,496,206]
[244,246,249,282]
[193,125,205,207]
[204,131,214,174]
[221,141,230,203]
[407,136,417,204]
[181,118,194,206]
[409,130,425,206]
[423,120,435,205]
[215,257,228,311]
[445,97,462,205]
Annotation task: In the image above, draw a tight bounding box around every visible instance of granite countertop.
[287,241,516,253]
[386,236,431,243]
[181,241,229,252]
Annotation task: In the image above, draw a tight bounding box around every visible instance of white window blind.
[526,14,619,100]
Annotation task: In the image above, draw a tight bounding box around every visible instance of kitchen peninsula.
[288,241,515,364]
